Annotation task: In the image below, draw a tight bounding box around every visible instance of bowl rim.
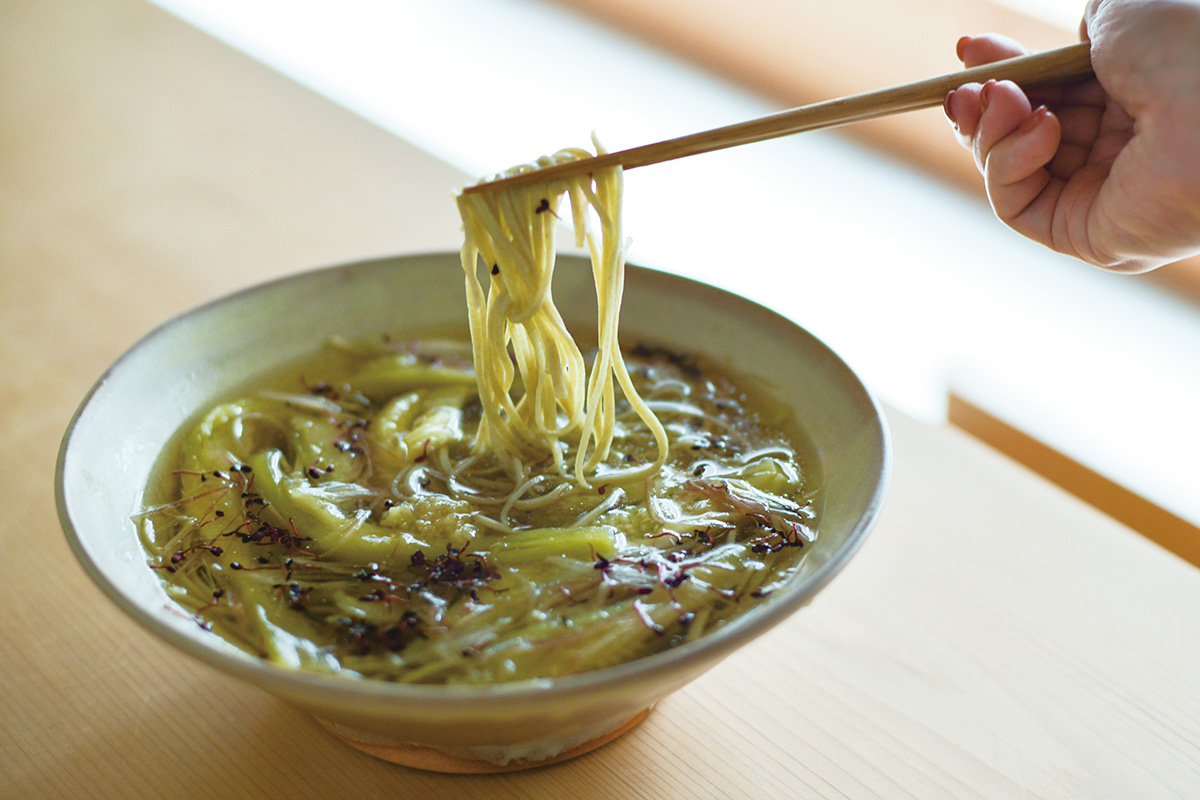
[56,251,890,708]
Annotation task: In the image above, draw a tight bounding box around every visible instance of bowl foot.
[315,708,651,773]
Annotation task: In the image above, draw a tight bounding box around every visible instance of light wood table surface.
[4,1,1199,798]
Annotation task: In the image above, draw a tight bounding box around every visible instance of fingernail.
[1019,105,1047,134]
[979,80,996,112]
[943,92,957,124]
[956,35,970,61]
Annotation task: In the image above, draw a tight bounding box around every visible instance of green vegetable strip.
[139,343,817,683]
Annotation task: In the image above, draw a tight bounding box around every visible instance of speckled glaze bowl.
[56,253,889,772]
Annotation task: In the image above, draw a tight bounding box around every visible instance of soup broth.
[139,336,820,684]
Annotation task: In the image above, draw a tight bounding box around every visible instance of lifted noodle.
[456,145,667,486]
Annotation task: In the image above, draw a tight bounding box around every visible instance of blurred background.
[144,0,1200,560]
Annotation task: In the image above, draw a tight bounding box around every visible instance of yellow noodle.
[456,146,666,486]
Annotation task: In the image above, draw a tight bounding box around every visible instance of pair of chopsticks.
[461,42,1093,195]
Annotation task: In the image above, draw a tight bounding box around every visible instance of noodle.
[135,145,822,685]
[456,145,667,486]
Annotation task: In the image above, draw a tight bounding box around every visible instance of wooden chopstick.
[460,42,1092,195]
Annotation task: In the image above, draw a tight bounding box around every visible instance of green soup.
[138,336,820,684]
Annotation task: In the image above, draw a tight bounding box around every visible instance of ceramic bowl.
[56,252,889,772]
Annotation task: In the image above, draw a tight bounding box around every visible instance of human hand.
[943,0,1200,272]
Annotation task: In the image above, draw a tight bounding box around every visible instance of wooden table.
[4,1,1199,797]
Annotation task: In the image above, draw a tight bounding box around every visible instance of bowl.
[56,252,889,772]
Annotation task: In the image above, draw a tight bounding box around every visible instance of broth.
[138,336,820,683]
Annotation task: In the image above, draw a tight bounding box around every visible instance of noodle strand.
[456,146,666,486]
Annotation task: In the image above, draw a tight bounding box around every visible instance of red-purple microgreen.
[334,611,421,655]
[592,552,613,576]
[273,581,311,611]
[302,377,339,399]
[594,548,696,597]
[633,599,664,636]
[409,543,498,590]
[630,341,702,378]
[533,197,562,220]
[359,587,408,608]
[748,523,809,553]
[196,588,226,614]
